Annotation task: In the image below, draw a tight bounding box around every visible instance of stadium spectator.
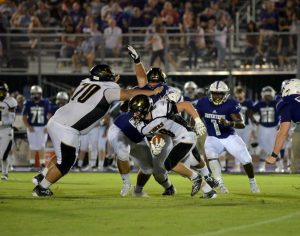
[60,16,77,59]
[128,7,145,27]
[103,17,122,58]
[28,16,43,53]
[34,1,50,27]
[244,21,258,67]
[147,25,166,68]
[160,1,179,24]
[69,1,85,30]
[72,36,95,71]
[214,13,229,69]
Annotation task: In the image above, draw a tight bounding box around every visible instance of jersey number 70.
[71,83,101,103]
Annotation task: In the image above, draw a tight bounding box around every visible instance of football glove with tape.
[150,138,166,156]
[128,45,140,63]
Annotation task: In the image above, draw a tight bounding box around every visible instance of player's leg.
[291,130,300,173]
[97,126,107,171]
[88,127,99,171]
[107,125,132,196]
[205,136,228,193]
[224,135,260,193]
[77,134,89,170]
[32,120,79,197]
[0,129,13,180]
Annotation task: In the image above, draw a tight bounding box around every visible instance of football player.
[253,86,280,172]
[22,85,51,170]
[195,81,260,193]
[266,79,300,173]
[0,82,17,180]
[232,86,257,172]
[51,91,69,114]
[183,81,199,101]
[127,94,217,198]
[31,64,164,197]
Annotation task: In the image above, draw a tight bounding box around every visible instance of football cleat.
[191,174,202,196]
[120,183,132,197]
[32,185,53,197]
[1,174,8,181]
[32,173,44,186]
[219,184,229,194]
[205,176,219,189]
[202,189,217,199]
[250,182,260,193]
[162,185,176,196]
[132,188,149,198]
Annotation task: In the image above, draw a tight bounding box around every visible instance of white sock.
[121,174,131,185]
[98,160,104,168]
[249,178,256,184]
[1,160,8,175]
[190,171,198,181]
[201,181,212,193]
[209,160,224,185]
[41,167,48,176]
[40,178,52,189]
[78,159,83,167]
[198,166,210,177]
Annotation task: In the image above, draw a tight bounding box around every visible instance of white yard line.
[192,211,300,236]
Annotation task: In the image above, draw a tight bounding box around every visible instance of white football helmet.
[281,78,300,97]
[183,81,198,99]
[30,85,43,94]
[261,86,275,100]
[56,91,69,105]
[208,81,230,105]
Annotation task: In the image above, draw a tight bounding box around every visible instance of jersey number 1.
[71,83,101,103]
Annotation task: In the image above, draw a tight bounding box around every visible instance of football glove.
[150,138,166,156]
[194,117,207,136]
[128,45,140,63]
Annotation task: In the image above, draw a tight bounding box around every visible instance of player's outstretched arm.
[120,86,163,101]
[266,121,290,164]
[176,101,206,136]
[128,45,147,87]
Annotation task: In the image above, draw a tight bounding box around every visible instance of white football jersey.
[132,100,193,144]
[0,96,17,127]
[52,79,121,135]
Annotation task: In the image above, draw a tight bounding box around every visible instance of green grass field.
[0,173,300,236]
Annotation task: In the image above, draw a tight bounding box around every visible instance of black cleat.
[32,173,44,186]
[32,185,53,197]
[205,175,219,189]
[191,174,202,196]
[202,189,217,199]
[162,185,176,196]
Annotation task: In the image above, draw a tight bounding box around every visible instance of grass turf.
[0,173,300,236]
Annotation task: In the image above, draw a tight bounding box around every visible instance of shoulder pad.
[5,96,17,108]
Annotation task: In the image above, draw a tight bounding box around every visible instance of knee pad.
[56,143,77,176]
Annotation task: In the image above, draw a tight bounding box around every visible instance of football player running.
[195,81,260,193]
[128,94,217,198]
[0,82,17,180]
[31,64,163,197]
[266,79,300,173]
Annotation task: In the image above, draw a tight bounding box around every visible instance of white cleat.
[250,182,260,193]
[219,184,229,194]
[1,174,8,181]
[120,183,132,197]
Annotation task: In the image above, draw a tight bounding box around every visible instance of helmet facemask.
[128,95,153,124]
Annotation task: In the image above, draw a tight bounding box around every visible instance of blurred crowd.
[1,0,300,71]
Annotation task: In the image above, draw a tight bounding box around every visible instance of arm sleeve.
[279,104,291,123]
[230,101,242,114]
[22,101,29,116]
[2,112,16,126]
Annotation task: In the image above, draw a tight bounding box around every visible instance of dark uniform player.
[253,86,279,172]
[22,85,51,169]
[266,79,300,173]
[195,81,260,193]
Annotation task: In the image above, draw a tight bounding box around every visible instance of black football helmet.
[0,81,9,101]
[128,95,153,122]
[90,64,117,82]
[147,67,166,84]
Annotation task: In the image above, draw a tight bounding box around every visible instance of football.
[150,133,164,145]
